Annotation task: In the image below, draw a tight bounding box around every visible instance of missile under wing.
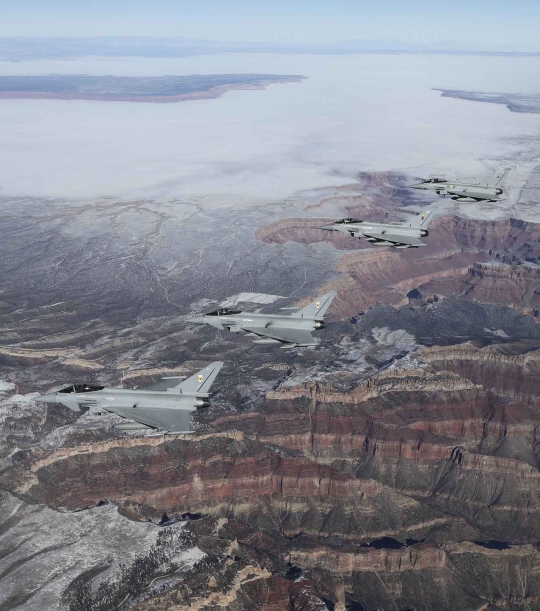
[319,210,433,248]
[36,362,224,433]
[186,291,336,347]
[410,168,511,202]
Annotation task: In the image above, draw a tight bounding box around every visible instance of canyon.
[2,170,540,609]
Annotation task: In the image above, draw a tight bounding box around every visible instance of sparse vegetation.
[66,527,196,611]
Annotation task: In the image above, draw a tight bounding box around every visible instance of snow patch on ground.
[0,491,204,611]
[484,327,510,338]
[0,380,16,392]
[387,351,426,372]
[175,545,206,569]
[372,327,418,350]
[0,389,45,435]
[280,331,420,388]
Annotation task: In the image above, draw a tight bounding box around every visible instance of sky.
[1,0,539,51]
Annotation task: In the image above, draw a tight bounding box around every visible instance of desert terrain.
[2,52,540,610]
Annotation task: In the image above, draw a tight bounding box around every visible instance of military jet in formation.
[37,362,223,433]
[320,210,433,248]
[187,291,336,347]
[34,162,516,436]
[410,168,511,202]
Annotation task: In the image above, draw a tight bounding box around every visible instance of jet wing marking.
[363,232,426,247]
[243,326,316,346]
[106,405,193,433]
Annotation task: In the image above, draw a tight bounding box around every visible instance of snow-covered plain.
[0,492,204,611]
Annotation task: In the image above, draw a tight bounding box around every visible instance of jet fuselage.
[210,312,324,332]
[37,361,225,432]
[187,292,336,346]
[410,170,511,202]
[37,387,208,413]
[320,216,431,248]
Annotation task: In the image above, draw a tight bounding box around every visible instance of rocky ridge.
[3,171,540,609]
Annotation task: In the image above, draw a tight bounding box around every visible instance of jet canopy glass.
[58,384,105,394]
[206,308,242,316]
[425,178,446,183]
[335,218,362,224]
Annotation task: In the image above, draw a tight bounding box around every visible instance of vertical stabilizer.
[487,168,511,187]
[407,209,433,228]
[291,291,337,319]
[179,362,224,396]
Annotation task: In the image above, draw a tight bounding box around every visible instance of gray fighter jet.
[36,362,223,433]
[319,210,433,248]
[410,168,511,202]
[186,292,336,347]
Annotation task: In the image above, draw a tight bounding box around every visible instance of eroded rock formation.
[3,344,540,609]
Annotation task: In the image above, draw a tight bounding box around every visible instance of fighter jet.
[36,362,223,433]
[410,168,511,202]
[319,210,433,248]
[186,291,336,347]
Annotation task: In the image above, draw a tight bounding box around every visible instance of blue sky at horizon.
[1,0,538,51]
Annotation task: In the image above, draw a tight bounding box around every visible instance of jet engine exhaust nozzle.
[421,230,429,237]
[195,398,211,408]
[314,321,325,329]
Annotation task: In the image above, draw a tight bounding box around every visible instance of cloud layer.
[0,53,539,203]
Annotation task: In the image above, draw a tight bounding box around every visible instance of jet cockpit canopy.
[58,384,105,394]
[335,218,362,225]
[426,178,446,183]
[207,308,242,316]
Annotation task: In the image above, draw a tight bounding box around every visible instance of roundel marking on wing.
[198,375,204,383]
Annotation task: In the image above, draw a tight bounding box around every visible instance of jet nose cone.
[186,316,204,324]
[319,224,335,232]
[36,393,57,403]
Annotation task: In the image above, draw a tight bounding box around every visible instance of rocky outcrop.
[4,361,540,551]
[420,342,540,404]
[3,321,540,608]
[287,540,540,610]
[257,214,540,318]
[5,174,540,609]
[4,431,469,548]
